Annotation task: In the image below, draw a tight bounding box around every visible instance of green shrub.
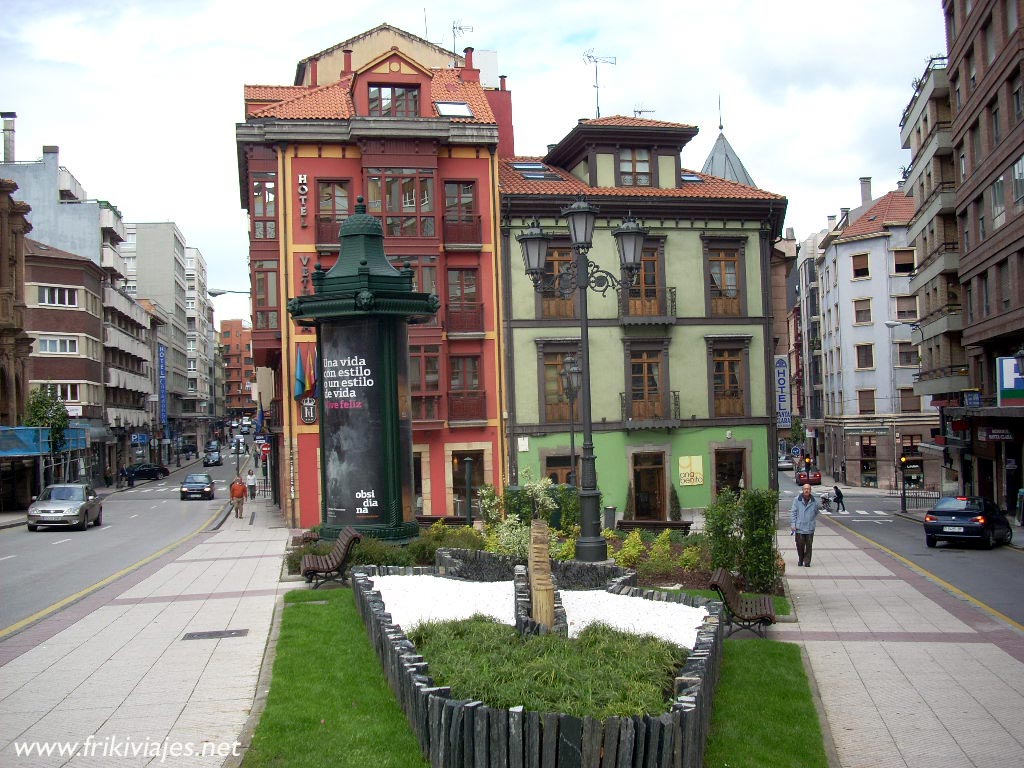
[679,546,704,571]
[623,482,636,520]
[350,536,412,567]
[477,484,503,526]
[668,484,682,522]
[547,483,580,530]
[485,514,530,559]
[600,528,620,540]
[611,529,646,568]
[637,530,676,578]
[705,488,742,571]
[738,488,781,593]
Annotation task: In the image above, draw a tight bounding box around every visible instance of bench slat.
[708,567,776,638]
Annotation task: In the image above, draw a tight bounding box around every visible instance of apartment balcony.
[710,289,741,317]
[906,182,956,243]
[618,287,677,325]
[101,243,126,276]
[99,202,126,241]
[315,216,343,248]
[620,391,681,429]
[103,285,149,326]
[106,366,152,395]
[918,306,963,340]
[713,389,745,417]
[105,406,150,429]
[913,364,970,396]
[445,302,484,334]
[909,244,959,294]
[448,391,486,422]
[412,394,445,429]
[104,323,148,359]
[442,215,482,247]
[58,166,84,201]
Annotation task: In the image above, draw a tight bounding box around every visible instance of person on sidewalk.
[117,464,127,489]
[790,483,821,567]
[230,476,247,519]
[246,468,258,500]
[833,484,846,512]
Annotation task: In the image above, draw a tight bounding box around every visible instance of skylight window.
[522,171,562,181]
[512,162,547,170]
[436,101,474,117]
[680,173,703,182]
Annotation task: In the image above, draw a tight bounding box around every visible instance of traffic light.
[899,455,908,472]
[804,456,812,467]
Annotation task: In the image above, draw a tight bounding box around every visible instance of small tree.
[24,386,71,484]
[738,488,782,593]
[668,483,682,522]
[704,488,741,571]
[622,482,636,521]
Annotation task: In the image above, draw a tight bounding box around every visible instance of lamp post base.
[575,535,609,563]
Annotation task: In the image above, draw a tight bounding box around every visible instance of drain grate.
[182,629,250,641]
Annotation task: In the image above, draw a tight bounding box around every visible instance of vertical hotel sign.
[158,343,168,426]
[996,356,1024,406]
[774,355,792,428]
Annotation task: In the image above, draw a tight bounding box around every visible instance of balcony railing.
[713,389,745,417]
[541,295,575,320]
[916,364,969,382]
[448,391,486,421]
[442,215,482,244]
[411,394,443,423]
[446,302,484,333]
[316,216,346,246]
[618,286,677,324]
[545,401,580,423]
[619,391,681,425]
[710,289,741,317]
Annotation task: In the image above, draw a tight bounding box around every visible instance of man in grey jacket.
[790,483,820,567]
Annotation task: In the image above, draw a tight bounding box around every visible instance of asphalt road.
[0,460,245,633]
[781,485,1024,627]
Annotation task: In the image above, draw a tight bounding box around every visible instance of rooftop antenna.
[452,20,473,64]
[633,104,655,118]
[718,94,723,131]
[583,49,616,118]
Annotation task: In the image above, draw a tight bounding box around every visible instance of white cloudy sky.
[2,0,946,323]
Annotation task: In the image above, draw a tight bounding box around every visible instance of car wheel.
[77,514,89,531]
[925,534,936,548]
[27,523,37,532]
[94,508,103,527]
[1003,526,1013,545]
[982,528,994,550]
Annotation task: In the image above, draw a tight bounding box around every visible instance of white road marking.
[0,555,15,562]
[52,538,72,545]
[855,510,869,515]
[847,519,893,524]
[129,514,138,518]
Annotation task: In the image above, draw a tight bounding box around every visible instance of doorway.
[632,452,665,519]
[715,449,745,495]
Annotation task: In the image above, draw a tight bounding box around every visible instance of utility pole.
[583,50,616,118]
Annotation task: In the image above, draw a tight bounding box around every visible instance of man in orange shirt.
[230,476,247,519]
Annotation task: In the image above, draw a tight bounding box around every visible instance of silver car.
[27,484,103,531]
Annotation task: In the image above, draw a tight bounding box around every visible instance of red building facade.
[220,318,254,417]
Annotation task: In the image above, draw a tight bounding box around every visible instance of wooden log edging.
[514,564,569,637]
[350,557,723,768]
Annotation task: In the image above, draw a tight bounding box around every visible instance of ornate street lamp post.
[517,196,647,562]
[559,355,581,486]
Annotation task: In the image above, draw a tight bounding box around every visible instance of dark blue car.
[924,496,1014,549]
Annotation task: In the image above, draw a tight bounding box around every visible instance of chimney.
[840,207,850,223]
[896,179,905,191]
[499,75,507,91]
[547,144,558,153]
[827,215,837,229]
[859,176,872,204]
[463,47,474,70]
[785,227,795,240]
[309,59,318,87]
[343,49,353,75]
[1,111,15,163]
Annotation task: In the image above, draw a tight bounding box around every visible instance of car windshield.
[40,486,85,501]
[185,474,211,484]
[933,498,977,512]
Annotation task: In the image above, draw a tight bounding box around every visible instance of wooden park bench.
[301,527,362,589]
[709,567,776,638]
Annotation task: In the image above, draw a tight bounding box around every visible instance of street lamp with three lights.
[516,196,648,562]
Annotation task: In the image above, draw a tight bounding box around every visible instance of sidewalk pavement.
[772,496,1024,768]
[0,480,299,767]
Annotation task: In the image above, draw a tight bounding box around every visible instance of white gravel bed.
[370,575,708,649]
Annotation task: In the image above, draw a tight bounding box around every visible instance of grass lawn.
[246,588,823,768]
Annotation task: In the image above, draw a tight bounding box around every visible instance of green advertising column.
[288,198,439,540]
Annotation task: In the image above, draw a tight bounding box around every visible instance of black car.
[180,473,215,500]
[923,496,1014,549]
[203,450,223,467]
[205,440,221,452]
[127,462,170,480]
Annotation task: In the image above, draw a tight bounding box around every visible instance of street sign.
[253,435,267,444]
[261,443,271,456]
[791,446,801,457]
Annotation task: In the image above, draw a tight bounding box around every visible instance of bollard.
[603,505,617,530]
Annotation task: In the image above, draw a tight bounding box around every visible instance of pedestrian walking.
[790,483,820,568]
[833,484,846,512]
[246,468,258,500]
[117,464,127,489]
[230,476,247,519]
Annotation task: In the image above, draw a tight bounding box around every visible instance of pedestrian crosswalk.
[821,509,891,516]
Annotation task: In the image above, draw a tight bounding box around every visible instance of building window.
[984,22,996,64]
[959,148,967,179]
[366,168,435,237]
[629,348,665,420]
[317,180,351,242]
[446,269,480,332]
[45,383,80,402]
[861,435,877,458]
[251,172,277,240]
[857,389,875,415]
[851,253,870,279]
[543,350,580,423]
[981,272,990,315]
[540,248,576,320]
[998,260,1010,310]
[409,344,441,420]
[966,281,974,321]
[253,259,278,331]
[38,286,78,307]
[897,342,918,367]
[368,85,419,117]
[854,298,872,324]
[187,359,198,371]
[855,344,874,369]
[707,248,741,316]
[992,103,1002,143]
[901,434,922,454]
[892,249,915,275]
[896,295,918,320]
[443,181,478,242]
[899,388,921,413]
[1013,155,1024,206]
[991,175,1006,228]
[450,356,480,391]
[37,337,78,354]
[1013,76,1023,122]
[619,149,651,187]
[712,348,745,417]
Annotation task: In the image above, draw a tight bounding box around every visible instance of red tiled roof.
[499,158,783,200]
[248,77,355,119]
[581,115,697,130]
[429,69,495,123]
[837,191,916,239]
[244,85,307,101]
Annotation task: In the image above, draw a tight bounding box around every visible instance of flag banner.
[294,344,306,400]
[305,344,315,396]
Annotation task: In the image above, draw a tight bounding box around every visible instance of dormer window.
[619,149,651,187]
[369,86,419,117]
